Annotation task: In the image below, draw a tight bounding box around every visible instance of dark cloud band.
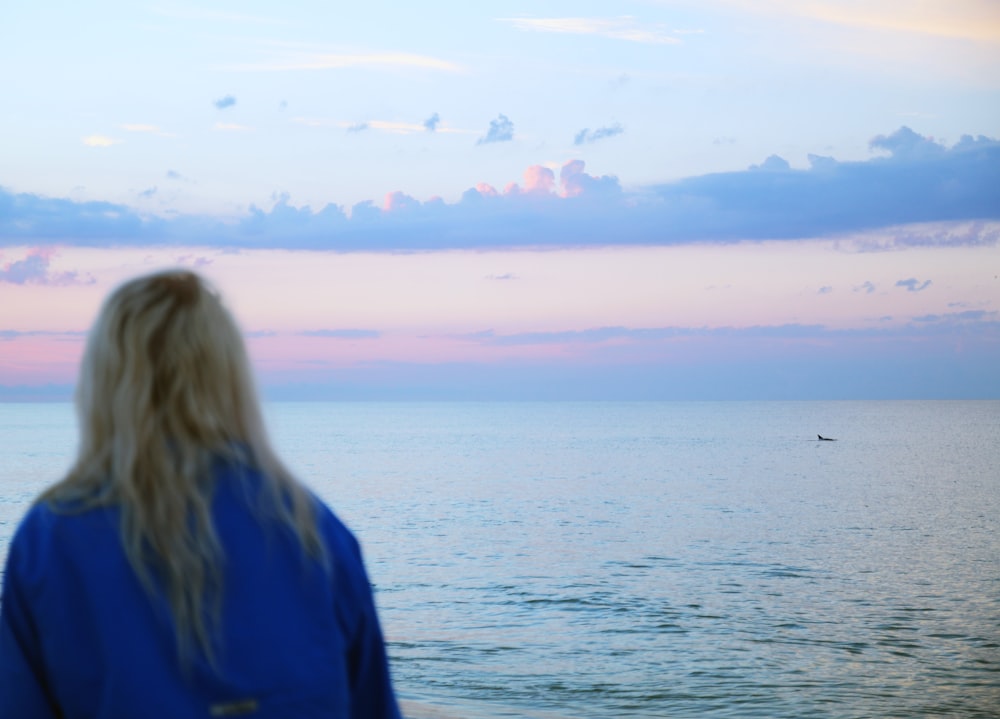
[1,127,997,251]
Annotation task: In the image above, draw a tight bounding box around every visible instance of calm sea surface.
[1,401,998,718]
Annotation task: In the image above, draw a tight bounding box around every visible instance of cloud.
[499,17,682,45]
[574,123,624,145]
[638,128,1000,241]
[214,122,250,131]
[912,309,998,325]
[477,114,514,145]
[138,187,157,199]
[300,329,381,339]
[0,249,94,286]
[173,253,213,268]
[454,314,1000,348]
[214,95,237,110]
[82,135,120,147]
[740,0,1000,43]
[870,126,946,160]
[0,329,84,341]
[2,128,998,251]
[456,324,836,346]
[296,117,458,135]
[896,277,932,292]
[121,124,175,138]
[750,155,791,171]
[818,286,833,294]
[559,159,621,198]
[360,120,424,134]
[854,281,877,294]
[424,113,441,132]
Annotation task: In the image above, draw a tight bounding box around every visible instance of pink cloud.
[490,161,614,199]
[384,190,420,212]
[522,165,556,195]
[560,159,619,198]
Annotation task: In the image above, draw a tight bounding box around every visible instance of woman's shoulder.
[12,497,104,545]
[4,498,117,595]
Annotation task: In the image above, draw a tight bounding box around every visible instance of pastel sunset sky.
[2,0,999,399]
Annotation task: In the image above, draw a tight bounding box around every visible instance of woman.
[0,270,402,718]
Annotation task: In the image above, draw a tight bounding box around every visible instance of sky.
[1,0,999,400]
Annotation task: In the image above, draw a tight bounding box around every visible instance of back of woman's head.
[77,269,262,465]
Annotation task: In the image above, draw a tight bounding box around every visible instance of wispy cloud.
[121,123,176,138]
[454,314,1000,348]
[499,16,682,45]
[912,309,998,325]
[477,114,514,145]
[0,329,85,342]
[0,249,94,286]
[356,120,420,134]
[214,95,237,110]
[293,116,471,135]
[82,135,120,147]
[300,329,381,339]
[896,278,932,292]
[455,324,834,346]
[214,122,251,131]
[574,123,624,145]
[735,0,1000,43]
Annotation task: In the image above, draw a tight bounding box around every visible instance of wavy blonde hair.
[43,269,324,665]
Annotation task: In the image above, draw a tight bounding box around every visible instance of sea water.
[1,401,998,718]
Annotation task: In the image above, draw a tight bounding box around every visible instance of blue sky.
[1,1,999,399]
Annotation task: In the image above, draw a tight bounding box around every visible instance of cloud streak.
[574,123,624,145]
[454,314,1000,347]
[2,128,998,251]
[300,329,381,339]
[733,0,1000,43]
[499,17,682,45]
[896,278,932,292]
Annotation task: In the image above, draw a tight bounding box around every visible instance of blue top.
[0,466,402,719]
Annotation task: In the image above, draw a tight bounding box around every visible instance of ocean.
[2,401,998,717]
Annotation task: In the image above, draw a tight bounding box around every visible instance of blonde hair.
[43,269,324,665]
